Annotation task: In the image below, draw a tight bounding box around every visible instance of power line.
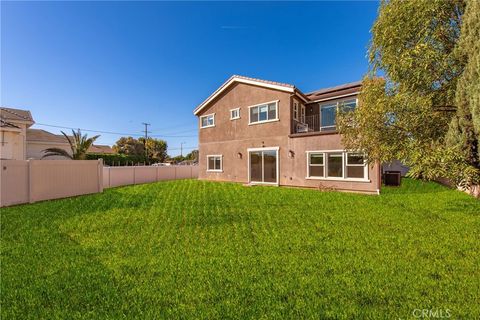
[33,121,197,153]
[158,128,198,135]
[149,122,197,132]
[168,146,197,151]
[34,122,198,138]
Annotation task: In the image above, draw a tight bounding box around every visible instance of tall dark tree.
[184,150,198,161]
[338,0,480,189]
[446,0,480,185]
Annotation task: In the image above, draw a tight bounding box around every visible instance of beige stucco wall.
[197,82,381,194]
[0,124,27,160]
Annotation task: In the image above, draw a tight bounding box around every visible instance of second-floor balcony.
[292,115,337,135]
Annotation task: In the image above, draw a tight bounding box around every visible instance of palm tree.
[42,129,100,160]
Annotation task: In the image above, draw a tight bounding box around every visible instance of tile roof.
[88,144,115,154]
[0,119,21,129]
[0,107,34,122]
[230,75,295,89]
[27,129,69,143]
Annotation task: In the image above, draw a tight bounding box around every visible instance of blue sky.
[1,1,379,155]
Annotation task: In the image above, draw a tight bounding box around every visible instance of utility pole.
[180,142,186,157]
[142,123,151,163]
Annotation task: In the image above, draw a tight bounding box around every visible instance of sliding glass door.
[249,148,278,184]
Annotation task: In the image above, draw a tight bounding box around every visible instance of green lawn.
[1,179,479,319]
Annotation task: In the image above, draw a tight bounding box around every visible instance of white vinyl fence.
[0,159,103,207]
[103,165,199,188]
[0,160,199,207]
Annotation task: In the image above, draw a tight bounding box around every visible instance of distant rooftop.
[0,107,34,123]
[27,129,114,154]
[0,119,21,129]
[27,129,69,143]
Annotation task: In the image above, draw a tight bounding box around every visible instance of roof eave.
[305,92,359,104]
[193,76,295,115]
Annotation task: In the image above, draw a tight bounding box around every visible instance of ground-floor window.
[207,155,222,172]
[346,153,366,178]
[307,151,367,180]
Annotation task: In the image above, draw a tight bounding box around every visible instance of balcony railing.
[292,115,336,134]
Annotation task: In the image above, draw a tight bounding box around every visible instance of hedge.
[86,153,156,166]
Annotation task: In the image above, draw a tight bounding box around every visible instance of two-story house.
[194,75,381,194]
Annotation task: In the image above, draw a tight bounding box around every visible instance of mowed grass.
[1,179,479,319]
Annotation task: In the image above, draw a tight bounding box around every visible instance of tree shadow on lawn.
[381,178,456,195]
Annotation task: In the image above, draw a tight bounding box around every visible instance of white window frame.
[300,104,306,123]
[200,113,215,128]
[307,152,325,178]
[345,152,368,179]
[230,108,240,120]
[293,102,299,121]
[248,100,279,125]
[206,155,223,172]
[305,150,369,182]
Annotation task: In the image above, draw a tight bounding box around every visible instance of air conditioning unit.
[384,171,401,186]
[296,123,309,133]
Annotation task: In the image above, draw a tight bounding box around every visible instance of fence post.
[28,160,33,203]
[156,166,159,181]
[133,166,136,185]
[98,159,104,193]
[108,167,111,188]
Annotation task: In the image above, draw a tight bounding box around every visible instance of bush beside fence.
[87,153,149,166]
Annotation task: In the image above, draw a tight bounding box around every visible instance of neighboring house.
[26,128,114,159]
[1,107,115,160]
[0,107,35,160]
[194,75,381,194]
[26,129,71,159]
[88,144,115,155]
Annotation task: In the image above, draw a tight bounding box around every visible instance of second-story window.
[319,99,357,131]
[200,113,215,128]
[230,108,240,120]
[249,101,278,124]
[320,104,337,131]
[340,99,357,113]
[293,102,298,121]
